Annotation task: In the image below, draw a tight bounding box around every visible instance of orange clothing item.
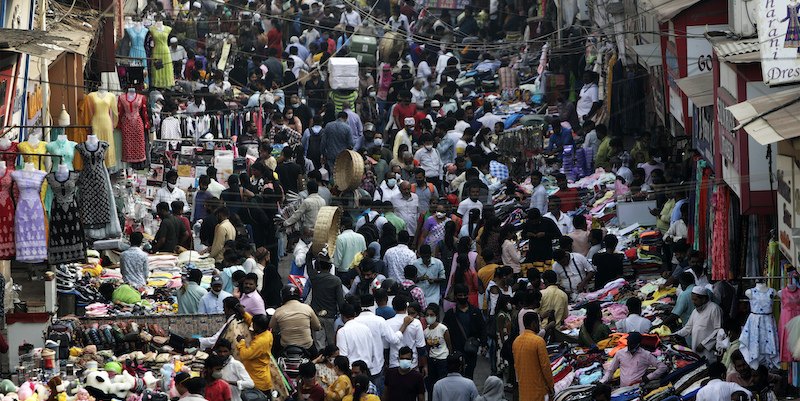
[513,330,554,401]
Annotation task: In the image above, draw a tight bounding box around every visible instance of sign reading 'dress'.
[758,0,800,85]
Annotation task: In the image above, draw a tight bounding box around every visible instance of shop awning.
[630,43,662,69]
[726,86,800,145]
[708,35,761,63]
[675,72,714,107]
[0,3,99,61]
[638,0,702,22]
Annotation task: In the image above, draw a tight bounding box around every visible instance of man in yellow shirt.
[537,270,568,326]
[594,124,612,169]
[203,207,237,264]
[238,314,274,392]
[476,249,500,311]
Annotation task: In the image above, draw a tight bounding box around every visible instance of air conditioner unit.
[729,0,758,37]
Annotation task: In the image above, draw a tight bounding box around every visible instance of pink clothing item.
[240,290,266,316]
[444,251,479,310]
[780,286,800,363]
[377,64,392,100]
[569,229,591,257]
[600,348,668,386]
[604,303,629,322]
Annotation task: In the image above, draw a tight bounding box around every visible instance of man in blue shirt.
[412,245,446,305]
[199,275,232,314]
[431,353,478,401]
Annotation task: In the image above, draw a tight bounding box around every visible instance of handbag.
[444,285,456,302]
[454,310,480,355]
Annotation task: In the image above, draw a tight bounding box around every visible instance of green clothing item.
[578,323,612,347]
[113,285,143,304]
[177,282,207,314]
[658,198,676,231]
[329,90,359,114]
[384,212,406,233]
[672,283,695,330]
[721,339,740,371]
[595,136,612,169]
[631,142,650,162]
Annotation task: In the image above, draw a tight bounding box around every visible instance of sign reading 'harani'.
[758,0,800,84]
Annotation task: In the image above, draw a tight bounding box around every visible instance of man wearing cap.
[393,118,415,160]
[668,286,723,361]
[339,3,361,27]
[169,38,188,77]
[199,276,233,314]
[599,332,667,387]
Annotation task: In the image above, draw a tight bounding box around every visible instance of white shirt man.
[672,287,723,361]
[414,146,443,181]
[390,192,420,235]
[457,198,483,228]
[386,308,426,369]
[695,379,751,401]
[576,82,599,121]
[353,310,407,375]
[336,316,376,371]
[435,52,460,82]
[355,210,389,236]
[552,252,596,293]
[152,184,190,213]
[374,179,402,202]
[220,354,255,401]
[616,314,652,334]
[478,112,503,133]
[169,39,188,63]
[339,9,362,27]
[544,210,574,235]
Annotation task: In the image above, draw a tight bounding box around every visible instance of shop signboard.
[693,104,715,170]
[778,154,794,264]
[421,0,470,8]
[757,0,800,85]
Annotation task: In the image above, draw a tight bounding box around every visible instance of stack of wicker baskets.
[334,149,364,191]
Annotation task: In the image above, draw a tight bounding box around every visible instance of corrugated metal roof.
[707,35,761,63]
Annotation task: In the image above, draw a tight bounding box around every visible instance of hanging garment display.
[117,92,150,163]
[45,138,78,171]
[11,169,48,263]
[18,139,52,212]
[0,168,15,259]
[711,186,729,280]
[0,142,18,168]
[780,284,800,364]
[76,141,113,229]
[149,25,175,88]
[87,92,120,168]
[739,286,780,369]
[127,25,149,82]
[47,171,87,264]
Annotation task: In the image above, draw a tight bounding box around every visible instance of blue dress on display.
[126,26,149,85]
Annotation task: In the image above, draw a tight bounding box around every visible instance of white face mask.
[425,316,436,325]
[292,103,299,108]
[436,212,446,219]
[424,145,433,151]
[395,173,401,180]
[374,138,383,146]
[654,157,662,163]
[369,91,377,98]
[365,72,371,77]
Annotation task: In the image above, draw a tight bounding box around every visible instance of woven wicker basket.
[334,149,364,191]
[312,206,342,256]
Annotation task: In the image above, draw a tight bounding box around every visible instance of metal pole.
[40,0,50,142]
[556,0,562,47]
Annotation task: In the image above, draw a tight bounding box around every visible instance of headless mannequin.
[27,133,40,149]
[55,163,69,182]
[97,83,108,99]
[135,20,143,30]
[23,162,36,172]
[57,134,68,143]
[0,137,12,150]
[746,282,770,299]
[778,277,798,299]
[86,134,99,151]
[0,161,6,177]
[127,87,137,101]
[155,20,164,32]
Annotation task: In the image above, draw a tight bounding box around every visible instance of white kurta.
[674,300,723,361]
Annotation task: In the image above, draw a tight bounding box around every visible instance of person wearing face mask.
[393,117,415,160]
[374,171,402,202]
[199,275,233,314]
[422,304,451,398]
[665,287,723,360]
[174,373,207,401]
[599,332,667,386]
[443,284,487,379]
[298,362,325,401]
[638,148,665,185]
[214,339,255,401]
[384,347,426,401]
[358,88,381,130]
[152,170,189,213]
[413,134,444,191]
[204,355,233,401]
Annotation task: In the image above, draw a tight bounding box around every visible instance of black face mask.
[456,297,469,305]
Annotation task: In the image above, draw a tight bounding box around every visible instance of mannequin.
[11,162,48,264]
[117,88,150,163]
[0,137,12,150]
[740,281,780,370]
[87,86,118,168]
[47,133,78,172]
[86,134,99,151]
[47,164,87,264]
[27,133,40,149]
[149,19,175,88]
[0,158,13,259]
[126,20,149,85]
[0,136,18,169]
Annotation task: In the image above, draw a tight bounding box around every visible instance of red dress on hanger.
[117,92,150,163]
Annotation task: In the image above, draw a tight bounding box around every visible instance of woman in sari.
[578,302,611,347]
[419,202,451,251]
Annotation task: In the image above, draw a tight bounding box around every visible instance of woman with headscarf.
[368,242,388,277]
[475,376,505,401]
[261,262,283,309]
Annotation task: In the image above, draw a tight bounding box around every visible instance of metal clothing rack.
[0,151,63,170]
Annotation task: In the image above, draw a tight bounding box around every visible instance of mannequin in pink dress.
[117,88,150,163]
[780,270,800,385]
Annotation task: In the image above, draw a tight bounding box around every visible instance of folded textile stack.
[555,385,595,401]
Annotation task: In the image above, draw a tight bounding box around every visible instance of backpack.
[397,282,418,304]
[306,127,323,167]
[240,389,268,401]
[357,213,381,245]
[411,182,436,195]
